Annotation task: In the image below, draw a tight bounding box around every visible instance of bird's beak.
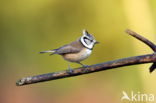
[95,41,99,44]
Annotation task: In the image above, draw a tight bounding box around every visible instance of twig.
[126,29,156,51]
[16,29,156,86]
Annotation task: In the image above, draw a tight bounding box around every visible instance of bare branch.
[126,29,156,73]
[16,29,156,86]
[126,29,156,51]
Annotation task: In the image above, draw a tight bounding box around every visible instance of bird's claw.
[82,65,89,68]
[66,65,74,74]
[66,68,74,74]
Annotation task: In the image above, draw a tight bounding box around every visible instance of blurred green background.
[1,0,156,103]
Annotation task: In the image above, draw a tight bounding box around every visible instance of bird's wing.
[55,44,81,55]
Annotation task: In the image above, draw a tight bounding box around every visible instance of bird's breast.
[62,48,92,62]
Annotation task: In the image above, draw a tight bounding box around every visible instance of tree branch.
[16,29,156,86]
[126,29,156,51]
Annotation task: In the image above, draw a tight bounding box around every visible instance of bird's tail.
[39,50,56,55]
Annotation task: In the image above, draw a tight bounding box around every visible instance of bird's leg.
[76,62,89,72]
[76,62,88,68]
[66,64,74,74]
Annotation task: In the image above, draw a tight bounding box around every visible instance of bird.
[40,30,99,71]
